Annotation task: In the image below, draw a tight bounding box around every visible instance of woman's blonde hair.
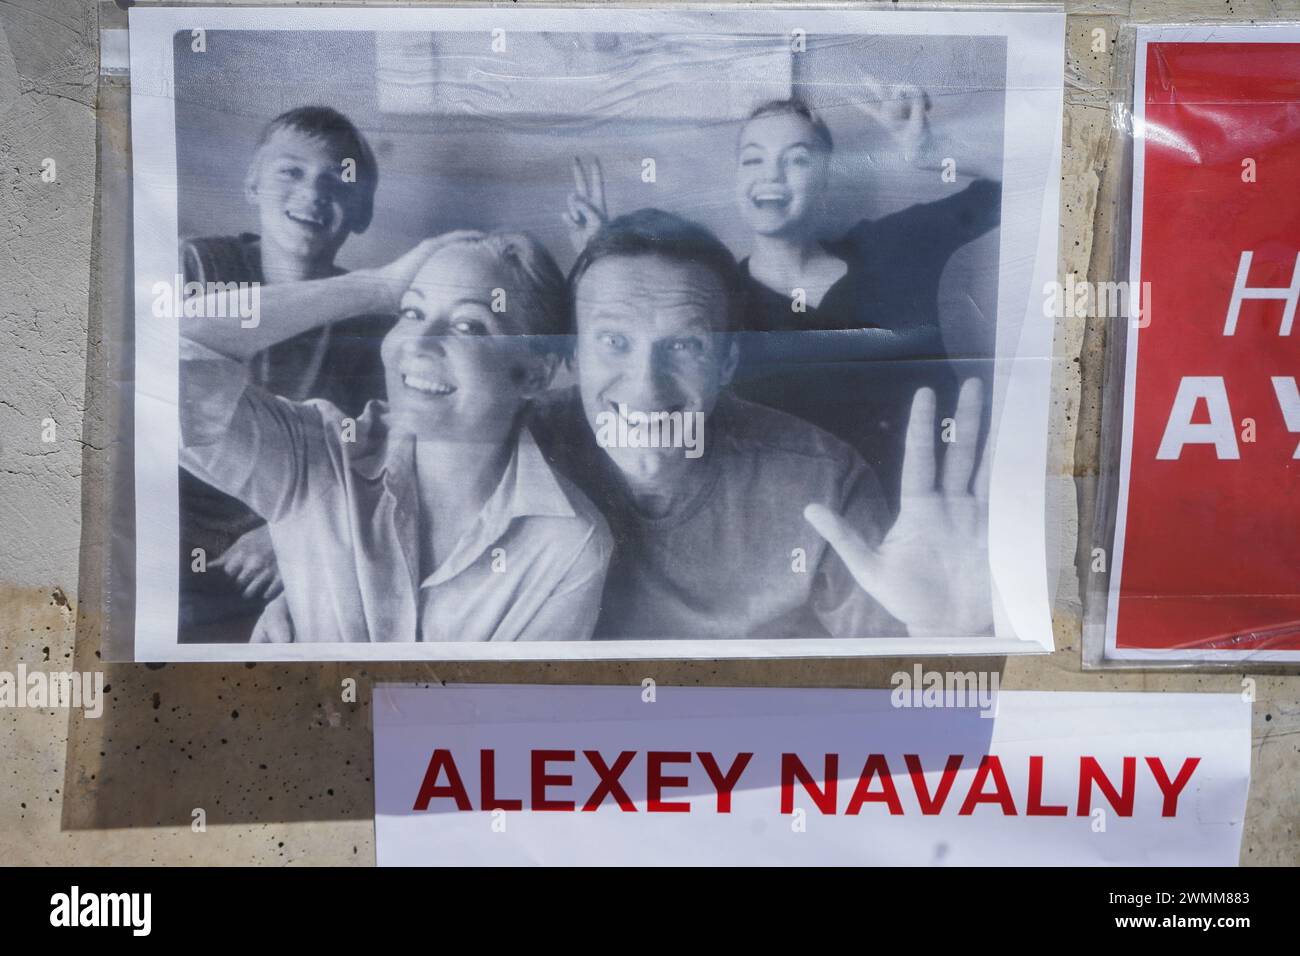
[425,230,569,352]
[741,97,834,154]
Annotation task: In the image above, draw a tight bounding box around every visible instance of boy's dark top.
[731,179,1001,514]
[179,233,393,642]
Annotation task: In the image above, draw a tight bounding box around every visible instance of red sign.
[1111,35,1300,659]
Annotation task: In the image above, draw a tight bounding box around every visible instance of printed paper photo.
[127,6,1064,660]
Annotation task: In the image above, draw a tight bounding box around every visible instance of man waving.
[532,209,993,640]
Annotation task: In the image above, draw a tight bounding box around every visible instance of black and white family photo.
[127,8,1061,659]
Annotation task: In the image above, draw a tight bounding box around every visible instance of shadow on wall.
[59,652,1009,829]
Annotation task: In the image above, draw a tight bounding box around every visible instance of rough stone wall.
[0,0,1296,865]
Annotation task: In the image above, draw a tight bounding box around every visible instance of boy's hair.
[434,231,569,352]
[741,97,834,154]
[248,106,379,232]
[567,208,745,335]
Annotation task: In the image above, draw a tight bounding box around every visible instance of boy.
[179,231,612,643]
[179,107,390,641]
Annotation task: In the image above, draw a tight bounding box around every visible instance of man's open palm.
[805,379,994,636]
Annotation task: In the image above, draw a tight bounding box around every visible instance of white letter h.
[1224,251,1300,336]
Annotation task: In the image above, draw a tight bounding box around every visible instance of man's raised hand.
[804,379,993,637]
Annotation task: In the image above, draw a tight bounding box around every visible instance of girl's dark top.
[178,233,393,641]
[730,178,1001,514]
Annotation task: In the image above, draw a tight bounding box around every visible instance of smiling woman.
[175,230,613,644]
[727,96,1002,513]
[383,234,566,446]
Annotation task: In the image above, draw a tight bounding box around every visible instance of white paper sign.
[373,684,1251,866]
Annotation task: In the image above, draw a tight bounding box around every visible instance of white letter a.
[1156,376,1239,460]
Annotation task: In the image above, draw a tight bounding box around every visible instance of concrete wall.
[0,0,1296,865]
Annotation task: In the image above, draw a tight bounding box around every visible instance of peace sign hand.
[563,156,609,254]
[804,379,993,637]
